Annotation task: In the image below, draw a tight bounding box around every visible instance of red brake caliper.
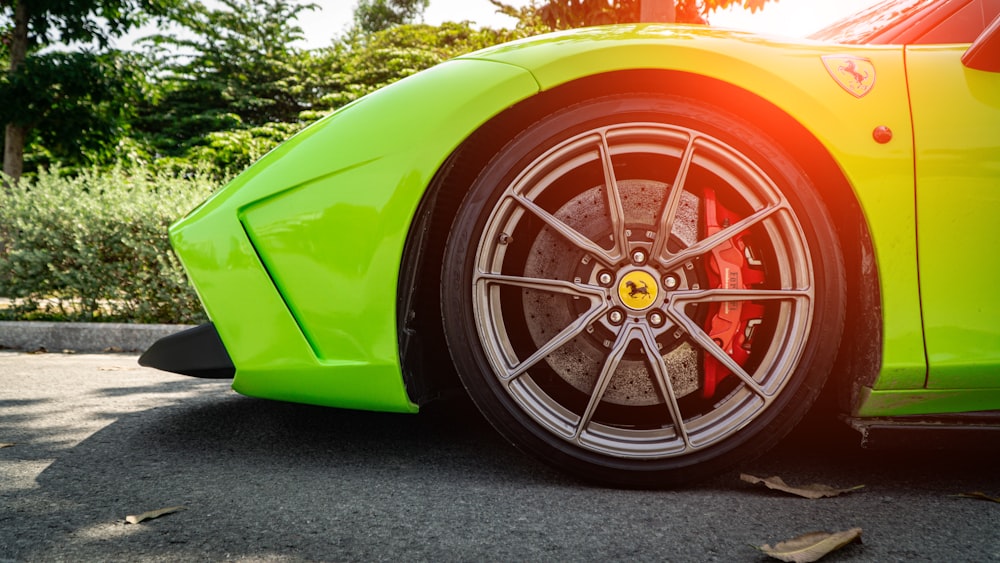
[701,188,765,398]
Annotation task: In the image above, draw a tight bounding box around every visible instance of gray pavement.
[2,351,1000,562]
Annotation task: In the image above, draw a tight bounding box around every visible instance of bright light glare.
[710,0,885,38]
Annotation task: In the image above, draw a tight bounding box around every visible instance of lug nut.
[663,274,679,290]
[609,310,624,324]
[632,250,647,264]
[598,271,614,286]
[648,311,665,327]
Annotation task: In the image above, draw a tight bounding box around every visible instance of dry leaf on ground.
[758,528,863,562]
[125,505,187,524]
[0,443,14,449]
[959,492,1000,504]
[741,473,865,499]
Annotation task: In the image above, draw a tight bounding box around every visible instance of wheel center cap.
[617,271,658,311]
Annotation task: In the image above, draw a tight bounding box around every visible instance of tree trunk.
[640,0,675,22]
[3,0,30,183]
[3,125,26,183]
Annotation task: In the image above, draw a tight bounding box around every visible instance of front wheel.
[441,94,845,487]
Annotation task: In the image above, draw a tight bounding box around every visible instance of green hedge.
[0,167,216,324]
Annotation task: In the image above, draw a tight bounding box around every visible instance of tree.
[641,0,674,22]
[353,0,429,33]
[140,0,318,125]
[0,50,145,172]
[0,0,177,181]
[320,21,521,110]
[490,0,774,29]
[134,0,322,175]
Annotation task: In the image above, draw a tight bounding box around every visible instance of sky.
[292,0,885,48]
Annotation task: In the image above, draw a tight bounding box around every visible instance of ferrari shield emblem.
[822,55,876,98]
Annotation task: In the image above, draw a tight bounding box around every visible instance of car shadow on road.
[132,392,561,484]
[8,388,999,561]
[745,408,1000,494]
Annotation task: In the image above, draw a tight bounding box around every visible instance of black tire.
[441,94,845,487]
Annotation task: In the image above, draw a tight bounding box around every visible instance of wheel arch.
[398,69,881,411]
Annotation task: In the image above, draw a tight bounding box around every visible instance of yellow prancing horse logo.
[618,271,658,311]
[821,55,876,98]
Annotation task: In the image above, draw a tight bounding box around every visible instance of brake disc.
[522,180,701,406]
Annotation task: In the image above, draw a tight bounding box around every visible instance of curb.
[0,321,193,354]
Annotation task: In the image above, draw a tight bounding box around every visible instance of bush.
[185,122,305,177]
[317,22,524,110]
[0,167,216,324]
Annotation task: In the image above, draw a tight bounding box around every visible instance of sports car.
[140,0,1000,487]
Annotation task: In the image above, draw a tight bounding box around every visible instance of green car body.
[143,0,1000,485]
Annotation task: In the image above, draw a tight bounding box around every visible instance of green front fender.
[170,59,540,413]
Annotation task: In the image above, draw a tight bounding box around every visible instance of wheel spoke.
[659,201,787,270]
[598,132,629,260]
[651,134,698,260]
[512,194,622,264]
[476,271,606,299]
[637,325,692,449]
[663,307,769,400]
[498,299,610,383]
[671,288,812,306]
[477,272,609,382]
[573,325,634,441]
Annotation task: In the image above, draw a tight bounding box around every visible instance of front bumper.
[146,59,538,414]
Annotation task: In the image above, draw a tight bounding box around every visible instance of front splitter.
[139,323,235,379]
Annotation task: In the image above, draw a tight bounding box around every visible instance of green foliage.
[185,121,304,176]
[130,6,518,172]
[2,0,180,179]
[491,0,775,28]
[319,21,523,109]
[353,0,430,33]
[140,0,318,126]
[542,0,642,27]
[1,0,178,49]
[0,50,145,171]
[132,0,322,174]
[4,1,524,177]
[0,167,214,324]
[0,0,790,325]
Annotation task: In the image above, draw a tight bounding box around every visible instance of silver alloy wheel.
[471,122,815,460]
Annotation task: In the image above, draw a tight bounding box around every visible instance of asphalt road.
[1,351,998,562]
